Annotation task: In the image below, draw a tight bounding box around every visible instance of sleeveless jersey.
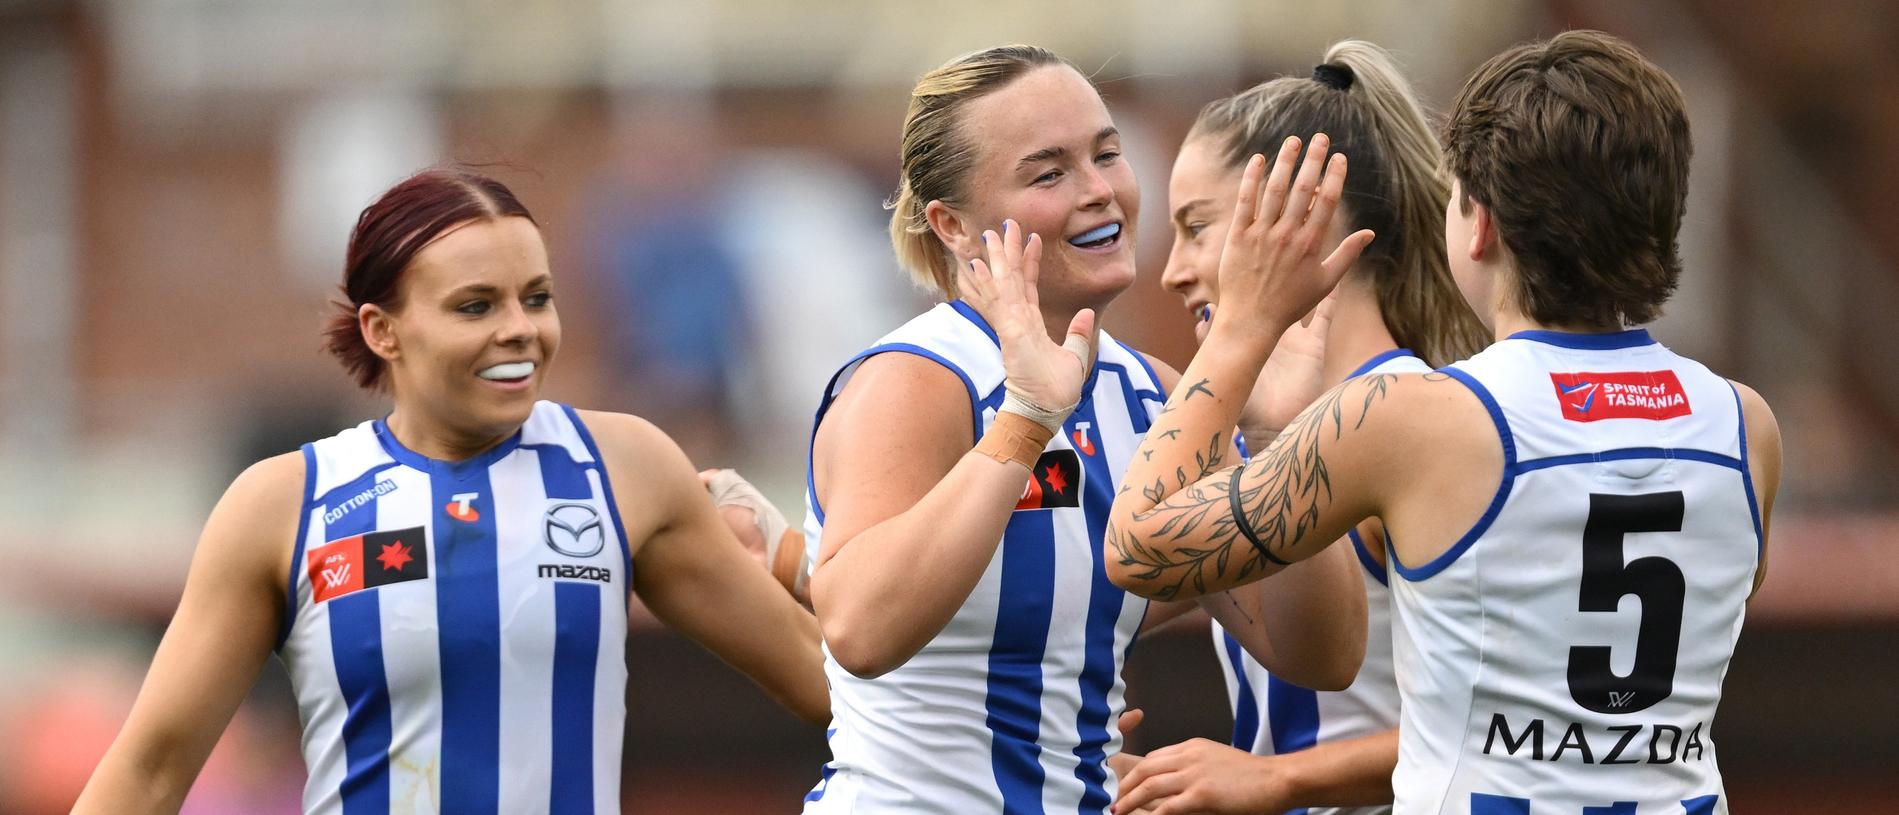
[800,301,1164,814]
[1389,330,1761,814]
[276,401,633,815]
[1211,349,1424,815]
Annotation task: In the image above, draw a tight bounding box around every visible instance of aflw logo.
[320,563,352,589]
[1608,691,1637,708]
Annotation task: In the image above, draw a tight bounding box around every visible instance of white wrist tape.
[1000,391,1076,434]
[704,469,805,596]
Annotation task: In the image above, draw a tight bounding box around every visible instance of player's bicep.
[810,352,972,566]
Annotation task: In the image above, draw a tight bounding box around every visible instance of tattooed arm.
[1134,353,1366,690]
[1106,370,1407,599]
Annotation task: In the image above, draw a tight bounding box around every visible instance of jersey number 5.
[1568,491,1685,715]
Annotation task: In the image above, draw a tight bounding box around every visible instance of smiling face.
[366,216,561,442]
[934,64,1140,316]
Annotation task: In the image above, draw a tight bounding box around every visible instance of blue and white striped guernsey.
[800,301,1164,814]
[1391,330,1758,814]
[276,400,633,814]
[1209,348,1424,815]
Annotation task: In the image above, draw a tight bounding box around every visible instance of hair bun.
[1312,63,1355,91]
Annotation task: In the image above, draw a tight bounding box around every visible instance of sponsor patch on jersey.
[1015,449,1083,510]
[544,502,604,557]
[1550,371,1691,422]
[308,526,430,602]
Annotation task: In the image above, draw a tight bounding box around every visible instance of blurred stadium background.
[1,0,1894,811]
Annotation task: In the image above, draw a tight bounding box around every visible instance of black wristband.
[1229,465,1292,567]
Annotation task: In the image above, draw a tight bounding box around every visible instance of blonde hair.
[1189,41,1488,366]
[888,45,1074,299]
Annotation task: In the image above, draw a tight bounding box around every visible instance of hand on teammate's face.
[958,218,1096,413]
[1210,133,1373,343]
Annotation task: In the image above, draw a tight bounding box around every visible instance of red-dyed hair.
[324,169,537,390]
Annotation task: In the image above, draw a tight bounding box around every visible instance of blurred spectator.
[590,100,753,465]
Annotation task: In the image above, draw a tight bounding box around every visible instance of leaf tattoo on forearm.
[1110,375,1396,599]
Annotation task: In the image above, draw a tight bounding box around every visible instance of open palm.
[957,219,1094,420]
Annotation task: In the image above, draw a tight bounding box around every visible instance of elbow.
[1102,540,1139,591]
[1102,547,1165,599]
[1305,653,1362,692]
[1291,633,1366,692]
[819,616,903,680]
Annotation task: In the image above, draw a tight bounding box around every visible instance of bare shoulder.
[572,409,702,548]
[572,408,679,464]
[201,450,308,581]
[811,349,977,550]
[220,450,308,528]
[1728,380,1782,453]
[820,350,976,451]
[1333,370,1495,448]
[1727,379,1782,504]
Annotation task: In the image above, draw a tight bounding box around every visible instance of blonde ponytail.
[1189,41,1488,366]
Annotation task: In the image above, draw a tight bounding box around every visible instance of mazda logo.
[544,502,604,558]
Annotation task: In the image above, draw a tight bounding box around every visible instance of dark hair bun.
[1312,63,1355,91]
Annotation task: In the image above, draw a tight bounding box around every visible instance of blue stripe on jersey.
[1113,338,1164,399]
[278,444,319,651]
[1727,383,1765,557]
[1507,328,1655,350]
[1346,348,1417,379]
[1265,674,1316,815]
[804,728,839,803]
[1070,401,1120,813]
[561,406,634,595]
[1583,803,1636,815]
[1515,447,1745,474]
[433,465,502,814]
[1096,361,1163,435]
[1683,794,1720,814]
[985,510,1057,814]
[1347,529,1387,587]
[1393,366,1516,581]
[528,443,595,501]
[325,486,391,815]
[1219,633,1259,751]
[550,582,601,815]
[1265,675,1319,755]
[1470,793,1530,814]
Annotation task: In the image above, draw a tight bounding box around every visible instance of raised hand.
[1213,134,1374,344]
[957,218,1095,428]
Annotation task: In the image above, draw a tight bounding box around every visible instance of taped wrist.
[1000,391,1075,434]
[975,410,1056,470]
[770,529,810,602]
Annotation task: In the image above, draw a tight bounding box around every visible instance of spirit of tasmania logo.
[1550,371,1692,422]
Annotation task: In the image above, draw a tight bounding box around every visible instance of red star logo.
[377,540,414,572]
[1043,461,1068,495]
